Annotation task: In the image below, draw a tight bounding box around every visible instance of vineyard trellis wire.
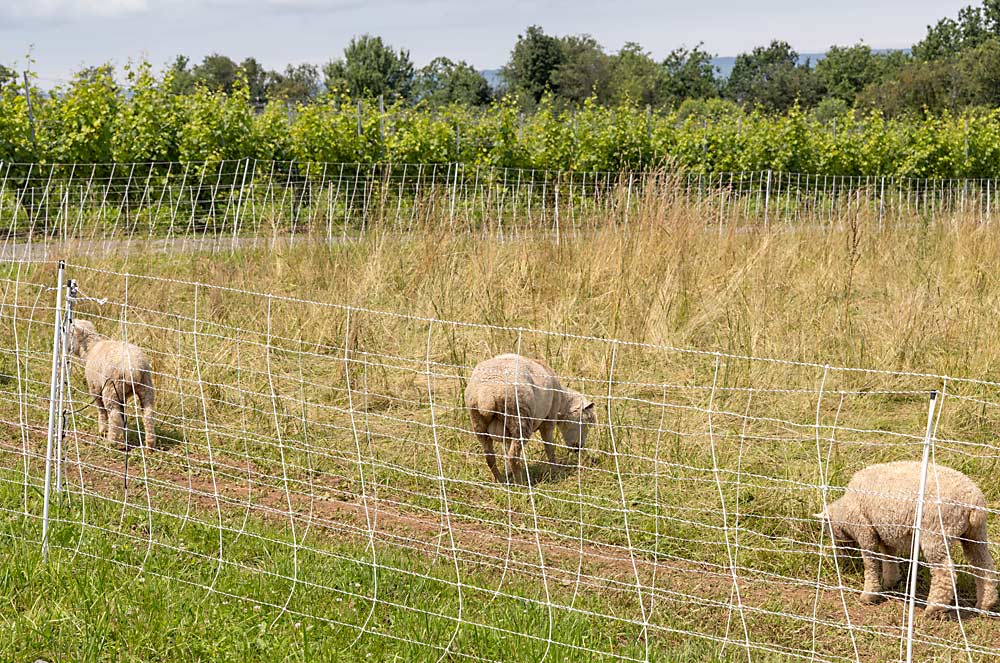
[2,260,1000,660]
[2,161,999,258]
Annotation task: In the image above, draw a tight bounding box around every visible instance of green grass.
[4,219,1000,660]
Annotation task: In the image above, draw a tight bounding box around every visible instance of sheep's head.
[557,390,597,452]
[813,499,853,550]
[68,319,99,359]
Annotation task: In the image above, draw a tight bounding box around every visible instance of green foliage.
[815,44,882,104]
[609,42,667,107]
[0,84,33,161]
[177,78,254,161]
[661,45,719,107]
[726,41,819,113]
[501,25,566,106]
[0,64,17,90]
[240,57,270,103]
[113,61,181,162]
[8,59,1000,179]
[323,35,414,101]
[40,65,119,163]
[267,63,321,104]
[550,35,614,106]
[414,58,492,107]
[192,53,241,93]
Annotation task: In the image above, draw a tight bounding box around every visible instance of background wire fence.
[3,261,1000,660]
[3,161,1000,258]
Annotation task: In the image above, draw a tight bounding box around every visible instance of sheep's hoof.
[924,606,950,620]
[860,592,882,605]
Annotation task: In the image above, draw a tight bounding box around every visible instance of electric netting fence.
[2,162,999,259]
[3,261,1000,660]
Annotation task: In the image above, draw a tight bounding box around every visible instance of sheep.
[69,319,156,450]
[465,353,596,483]
[815,460,997,618]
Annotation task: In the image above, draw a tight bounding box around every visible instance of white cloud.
[2,0,149,20]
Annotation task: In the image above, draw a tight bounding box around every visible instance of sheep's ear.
[583,401,595,412]
[812,510,828,520]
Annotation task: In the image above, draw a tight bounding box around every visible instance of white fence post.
[905,389,938,663]
[764,169,772,229]
[41,260,66,561]
[56,278,77,493]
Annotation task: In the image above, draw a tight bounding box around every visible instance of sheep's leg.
[106,402,125,449]
[961,529,999,613]
[139,387,156,449]
[505,437,525,484]
[539,420,558,466]
[853,527,883,603]
[879,543,902,590]
[860,550,883,604]
[476,432,504,483]
[103,382,126,449]
[923,546,956,619]
[95,396,108,436]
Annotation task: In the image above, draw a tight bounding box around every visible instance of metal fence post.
[41,260,66,561]
[905,390,938,663]
[23,71,38,155]
[56,278,77,493]
[764,169,772,228]
[379,94,385,147]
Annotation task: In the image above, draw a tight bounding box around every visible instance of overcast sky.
[0,0,971,85]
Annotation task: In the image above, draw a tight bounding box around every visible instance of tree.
[959,37,1000,105]
[165,55,196,95]
[915,17,968,59]
[268,63,321,104]
[413,57,491,106]
[0,64,15,91]
[551,35,613,105]
[913,1,1000,60]
[726,40,819,112]
[192,54,240,93]
[240,57,270,103]
[858,58,968,115]
[501,25,566,105]
[661,44,718,106]
[609,42,666,106]
[815,44,881,104]
[323,35,414,101]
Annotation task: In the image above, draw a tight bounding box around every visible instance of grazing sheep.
[69,319,156,450]
[465,353,596,483]
[815,461,997,618]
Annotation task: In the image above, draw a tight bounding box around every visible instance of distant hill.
[481,68,504,90]
[479,49,908,90]
[710,53,829,78]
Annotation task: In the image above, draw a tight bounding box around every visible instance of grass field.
[4,211,1000,661]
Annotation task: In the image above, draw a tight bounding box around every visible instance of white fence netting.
[3,161,999,258]
[2,261,1000,660]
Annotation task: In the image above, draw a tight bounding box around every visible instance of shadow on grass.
[839,555,996,621]
[519,455,585,486]
[122,422,185,452]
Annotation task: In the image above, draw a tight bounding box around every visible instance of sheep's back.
[465,354,559,422]
[847,461,985,543]
[84,339,153,391]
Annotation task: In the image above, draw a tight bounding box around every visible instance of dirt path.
[5,423,998,660]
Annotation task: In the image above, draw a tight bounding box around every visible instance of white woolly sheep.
[815,460,997,618]
[69,319,156,450]
[465,353,596,483]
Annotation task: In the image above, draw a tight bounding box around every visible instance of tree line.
[4,1,1000,126]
